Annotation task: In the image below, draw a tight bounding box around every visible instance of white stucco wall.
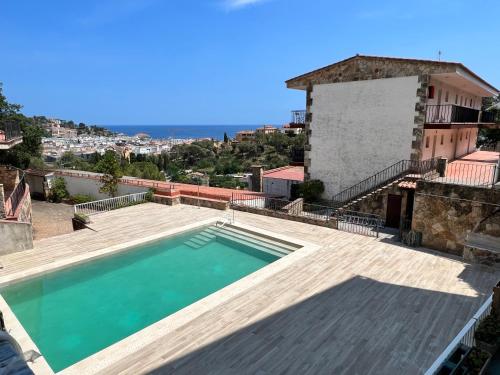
[263,177,298,199]
[309,76,420,198]
[427,78,482,109]
[61,175,148,200]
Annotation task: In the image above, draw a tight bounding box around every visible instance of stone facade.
[348,184,405,221]
[16,187,32,223]
[412,181,500,256]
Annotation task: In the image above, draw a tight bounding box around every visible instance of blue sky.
[1,0,499,125]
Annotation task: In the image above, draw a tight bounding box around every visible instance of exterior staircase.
[331,158,438,209]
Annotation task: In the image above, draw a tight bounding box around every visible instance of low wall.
[59,174,148,200]
[153,194,181,206]
[181,196,229,210]
[412,181,500,256]
[232,204,337,228]
[0,220,33,255]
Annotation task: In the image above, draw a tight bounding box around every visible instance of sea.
[105,125,264,140]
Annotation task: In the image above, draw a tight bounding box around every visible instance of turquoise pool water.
[0,227,280,372]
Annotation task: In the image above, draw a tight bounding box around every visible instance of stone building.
[286,55,499,198]
[285,55,499,230]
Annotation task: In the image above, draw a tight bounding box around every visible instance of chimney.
[251,165,264,192]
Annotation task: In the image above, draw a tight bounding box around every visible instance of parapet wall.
[0,220,33,255]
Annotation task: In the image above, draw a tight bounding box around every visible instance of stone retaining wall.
[412,181,500,255]
[232,204,337,228]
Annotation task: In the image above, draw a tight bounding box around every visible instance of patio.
[0,203,498,374]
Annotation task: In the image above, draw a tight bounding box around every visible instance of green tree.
[50,177,69,203]
[223,132,229,143]
[0,83,46,168]
[95,151,123,197]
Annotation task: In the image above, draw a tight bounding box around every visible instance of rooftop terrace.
[0,203,498,374]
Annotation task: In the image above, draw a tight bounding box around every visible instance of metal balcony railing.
[291,110,306,124]
[425,104,482,124]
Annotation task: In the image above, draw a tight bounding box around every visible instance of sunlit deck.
[0,203,498,374]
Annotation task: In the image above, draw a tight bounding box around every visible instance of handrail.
[424,295,492,375]
[3,166,27,218]
[332,158,438,206]
[230,194,383,237]
[74,192,149,216]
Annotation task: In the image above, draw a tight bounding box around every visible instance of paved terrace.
[444,150,500,186]
[0,203,498,374]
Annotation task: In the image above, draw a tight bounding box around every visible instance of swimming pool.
[0,225,293,372]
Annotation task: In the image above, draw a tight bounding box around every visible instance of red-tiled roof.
[263,166,304,181]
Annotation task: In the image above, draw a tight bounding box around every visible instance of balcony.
[0,123,23,150]
[425,105,497,128]
[291,110,306,125]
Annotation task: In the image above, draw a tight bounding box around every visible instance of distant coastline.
[105,125,266,140]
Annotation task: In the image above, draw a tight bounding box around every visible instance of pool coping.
[0,218,319,374]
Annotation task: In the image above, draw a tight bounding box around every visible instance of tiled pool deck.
[0,203,498,374]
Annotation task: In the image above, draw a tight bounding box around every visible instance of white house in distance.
[286,55,499,198]
[262,166,304,199]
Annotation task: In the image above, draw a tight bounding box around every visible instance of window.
[466,131,468,140]
[470,98,473,107]
[445,91,449,102]
[460,96,463,106]
[428,86,435,99]
[425,136,430,148]
[450,134,453,143]
[440,134,444,145]
[460,132,463,141]
[455,94,458,104]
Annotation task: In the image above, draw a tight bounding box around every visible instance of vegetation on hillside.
[479,95,500,147]
[0,82,305,189]
[0,83,47,169]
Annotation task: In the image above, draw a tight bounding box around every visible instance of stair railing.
[331,158,438,206]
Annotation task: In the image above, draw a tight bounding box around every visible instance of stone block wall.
[16,186,32,223]
[180,196,229,210]
[412,181,500,256]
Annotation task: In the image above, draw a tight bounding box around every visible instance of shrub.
[145,188,154,202]
[50,177,69,203]
[463,347,490,374]
[475,315,500,344]
[74,212,90,223]
[71,194,94,204]
[297,180,325,203]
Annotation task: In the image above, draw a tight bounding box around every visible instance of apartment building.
[286,55,499,198]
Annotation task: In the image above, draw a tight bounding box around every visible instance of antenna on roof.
[438,50,442,61]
